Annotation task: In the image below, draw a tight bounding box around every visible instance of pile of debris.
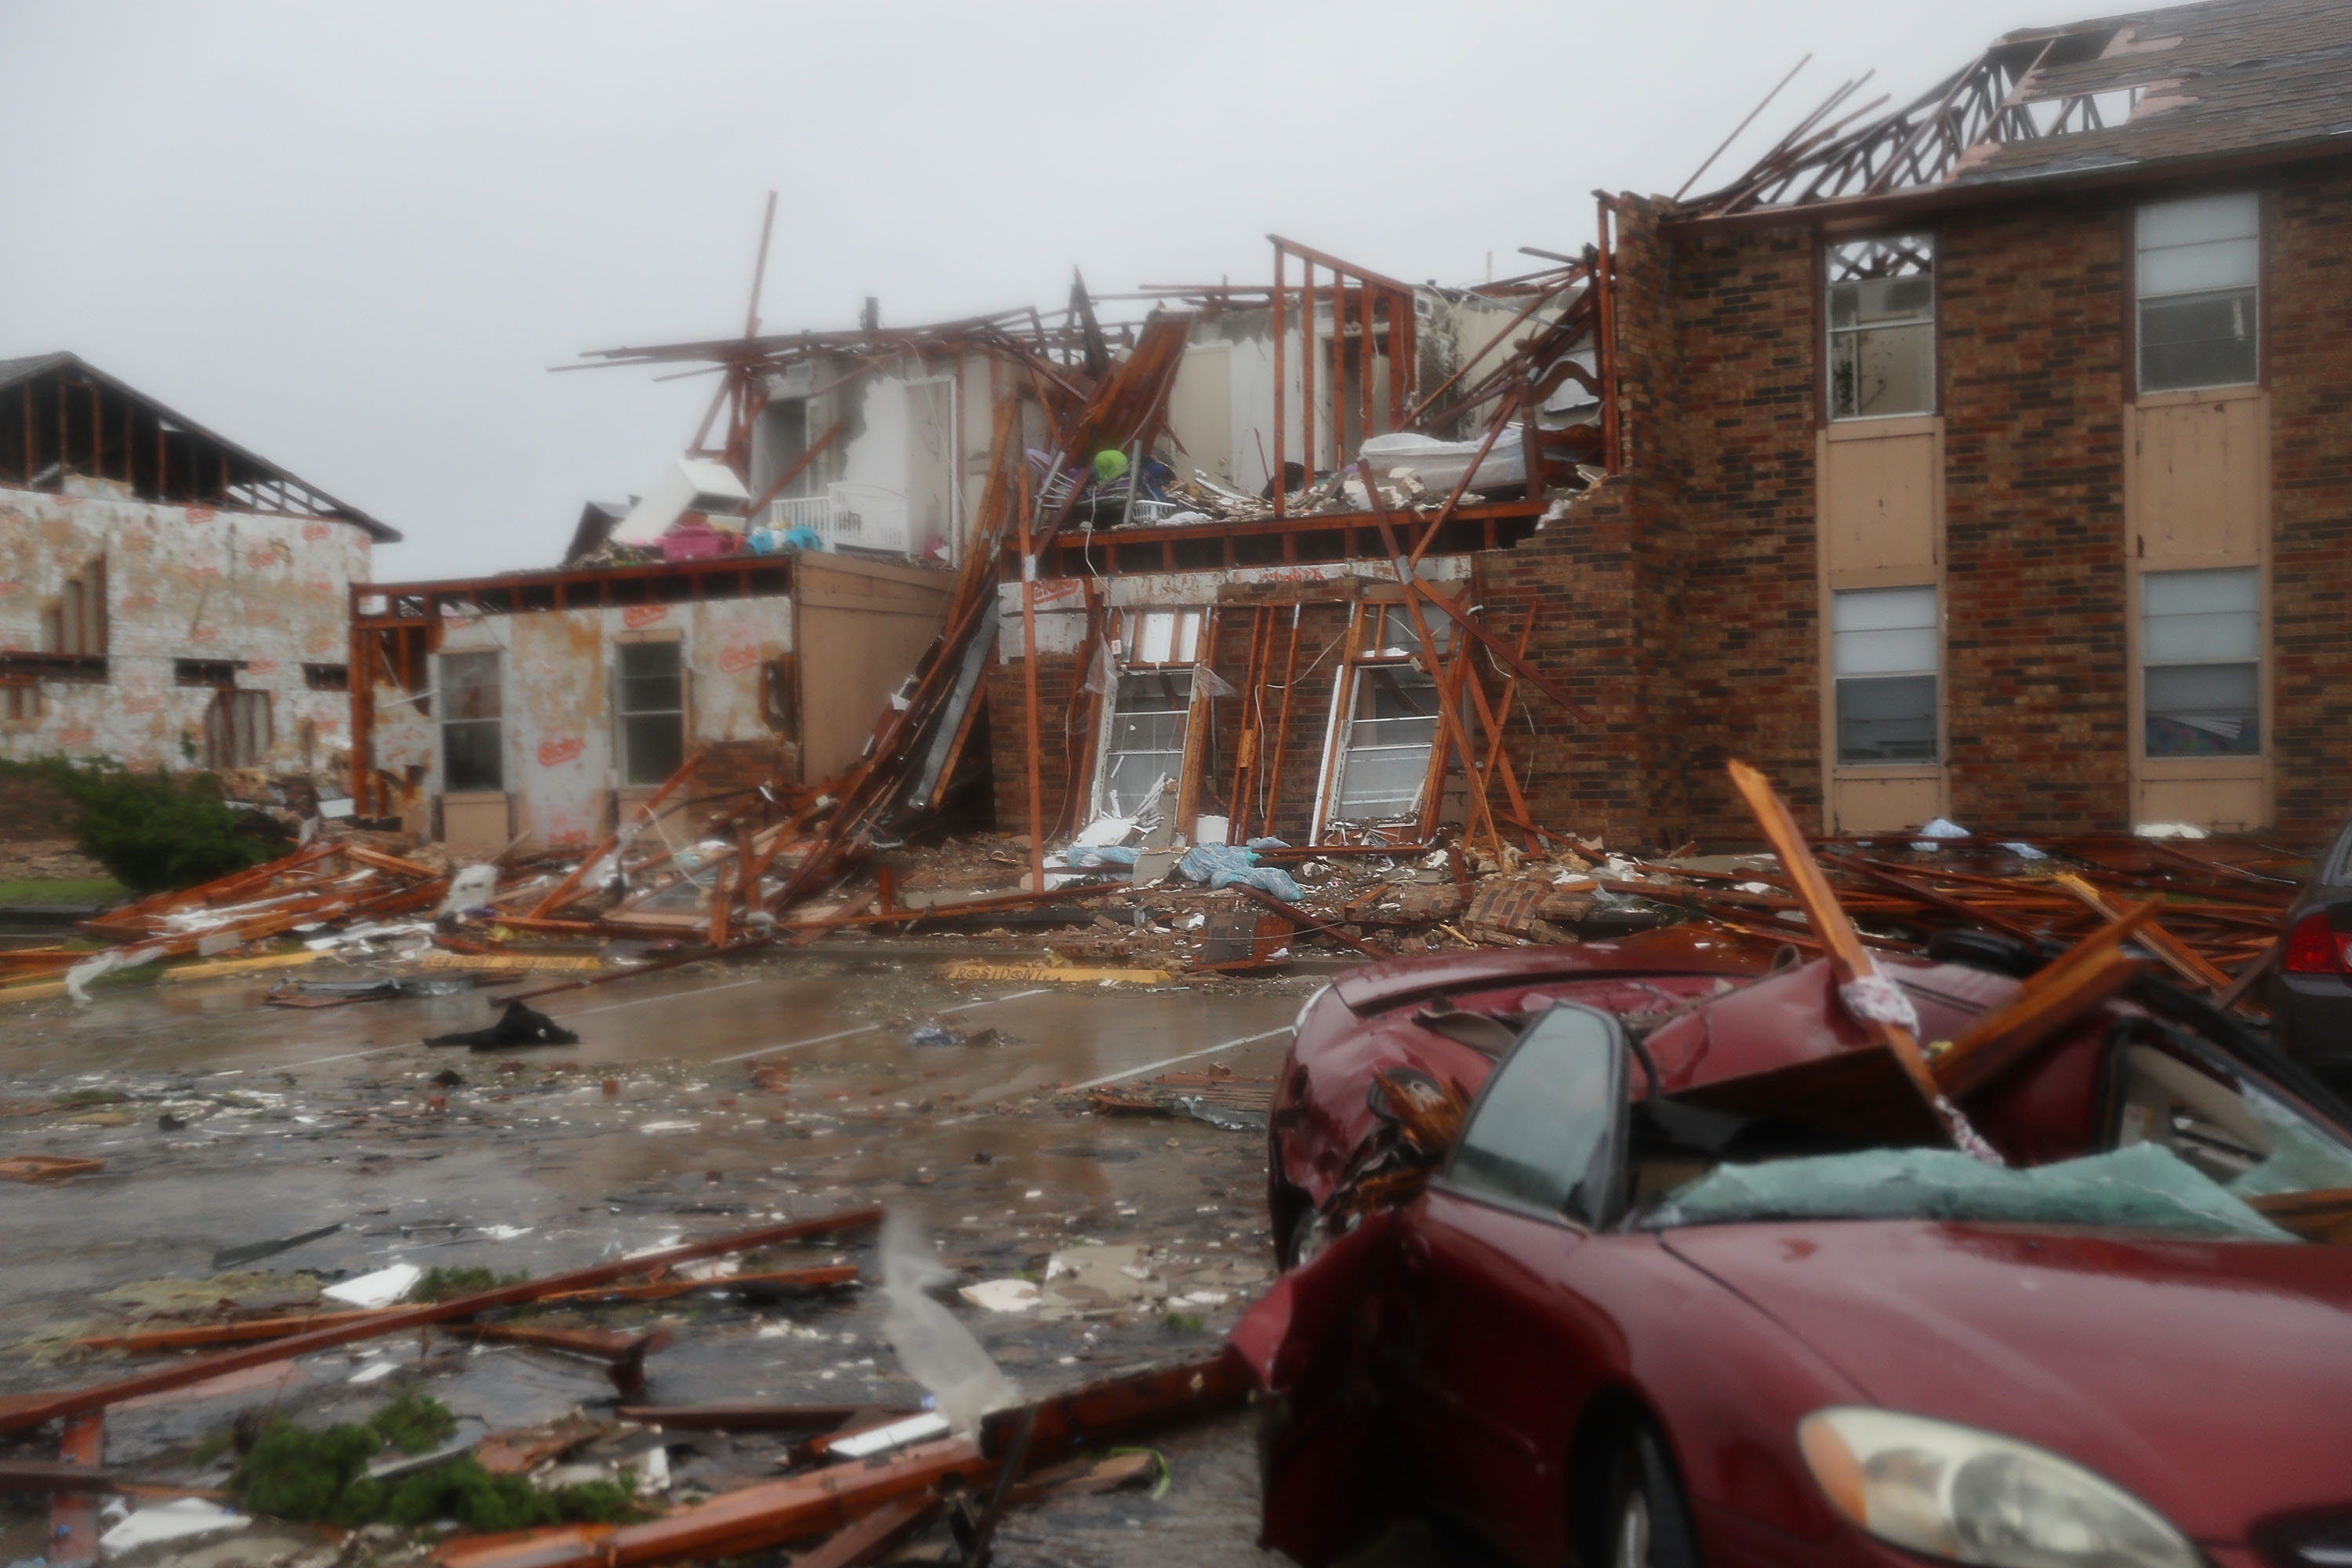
[0,1210,1254,1568]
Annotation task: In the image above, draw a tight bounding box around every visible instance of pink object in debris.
[659,526,731,562]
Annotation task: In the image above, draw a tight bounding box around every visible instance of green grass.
[0,877,127,906]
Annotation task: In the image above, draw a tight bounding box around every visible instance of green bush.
[230,1389,645,1533]
[0,758,266,893]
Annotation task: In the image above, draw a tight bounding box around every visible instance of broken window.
[2137,194,2259,394]
[40,556,107,670]
[1827,236,1935,420]
[1329,605,1453,822]
[2143,566,2259,757]
[175,659,241,688]
[1832,586,1938,764]
[303,663,350,691]
[439,650,504,793]
[616,641,685,786]
[1093,608,1204,820]
[1099,670,1194,818]
[202,689,271,771]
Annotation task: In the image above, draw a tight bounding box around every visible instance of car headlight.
[1798,1407,2197,1568]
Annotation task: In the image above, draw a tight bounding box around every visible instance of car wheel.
[1602,1425,1702,1568]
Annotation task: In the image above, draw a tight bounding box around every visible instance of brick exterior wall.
[1494,163,2352,846]
[2267,165,2352,840]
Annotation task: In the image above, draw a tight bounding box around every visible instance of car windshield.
[1638,1034,2352,1242]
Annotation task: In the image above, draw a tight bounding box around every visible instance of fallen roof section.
[1680,0,2352,223]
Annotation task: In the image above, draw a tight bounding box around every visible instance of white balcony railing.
[765,485,910,556]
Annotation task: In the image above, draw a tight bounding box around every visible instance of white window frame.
[1830,585,1941,767]
[1826,235,1936,423]
[437,649,505,794]
[1322,602,1453,829]
[614,639,688,788]
[2135,193,2260,396]
[1090,608,1204,822]
[2139,565,2262,760]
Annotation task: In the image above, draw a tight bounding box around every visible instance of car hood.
[1661,1221,2352,1544]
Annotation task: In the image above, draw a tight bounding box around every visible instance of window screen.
[2137,194,2259,393]
[2143,566,2259,757]
[1828,237,1935,420]
[1832,586,1938,764]
[616,642,686,786]
[1098,670,1192,818]
[1443,1006,1624,1225]
[440,650,504,793]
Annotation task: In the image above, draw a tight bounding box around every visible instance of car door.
[1392,1004,1631,1566]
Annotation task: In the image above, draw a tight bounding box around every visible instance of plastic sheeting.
[1177,842,1302,902]
[1648,1143,2295,1241]
[877,1210,1020,1436]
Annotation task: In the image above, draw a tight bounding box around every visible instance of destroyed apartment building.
[0,352,397,778]
[350,245,1596,868]
[349,0,2352,884]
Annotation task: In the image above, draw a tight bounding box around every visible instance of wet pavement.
[0,949,1385,1567]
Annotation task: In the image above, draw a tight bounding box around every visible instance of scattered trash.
[96,1497,252,1556]
[958,1279,1043,1314]
[323,1263,423,1309]
[425,1001,582,1051]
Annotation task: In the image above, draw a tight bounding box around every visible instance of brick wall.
[1490,164,2352,845]
[2267,164,2352,840]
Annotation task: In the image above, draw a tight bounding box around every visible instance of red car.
[1239,929,2352,1568]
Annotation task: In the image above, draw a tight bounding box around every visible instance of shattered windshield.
[1642,1144,2295,1241]
[1639,1036,2352,1242]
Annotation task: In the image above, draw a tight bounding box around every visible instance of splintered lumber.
[443,1326,671,1396]
[1726,760,1966,1149]
[0,1208,881,1436]
[534,1265,859,1305]
[51,1412,103,1566]
[784,1494,936,1568]
[432,1438,989,1568]
[977,1348,1251,1467]
[615,1404,900,1433]
[1927,902,2158,1100]
[2050,871,2234,992]
[528,750,704,917]
[74,1309,394,1354]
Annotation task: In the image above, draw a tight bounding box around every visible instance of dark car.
[2270,811,2352,1083]
[1240,934,2352,1568]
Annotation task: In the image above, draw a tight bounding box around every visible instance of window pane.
[622,712,684,785]
[2147,662,2259,757]
[1833,584,1937,635]
[2143,565,2256,616]
[1834,626,1938,677]
[1100,672,1192,818]
[1830,322,1935,419]
[441,652,502,720]
[2139,290,2258,391]
[1335,667,1440,818]
[1136,612,1177,665]
[2144,568,2259,662]
[2139,236,2259,298]
[1837,674,1938,764]
[1446,1007,1622,1224]
[2137,193,2259,255]
[445,718,504,792]
[617,643,683,717]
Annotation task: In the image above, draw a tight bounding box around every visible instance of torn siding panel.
[0,486,367,773]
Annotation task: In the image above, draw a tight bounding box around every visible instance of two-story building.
[1497,0,2352,845]
[0,353,396,779]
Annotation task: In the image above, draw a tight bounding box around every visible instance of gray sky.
[1,0,2061,580]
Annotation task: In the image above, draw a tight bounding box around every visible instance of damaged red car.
[1238,929,2352,1568]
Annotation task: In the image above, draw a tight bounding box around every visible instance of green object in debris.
[1092,448,1129,483]
[371,1385,459,1454]
[412,1265,526,1303]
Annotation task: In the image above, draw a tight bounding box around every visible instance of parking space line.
[550,975,764,1020]
[707,986,1053,1065]
[1060,1025,1294,1094]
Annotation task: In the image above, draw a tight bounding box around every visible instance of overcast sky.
[1,1,2064,579]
